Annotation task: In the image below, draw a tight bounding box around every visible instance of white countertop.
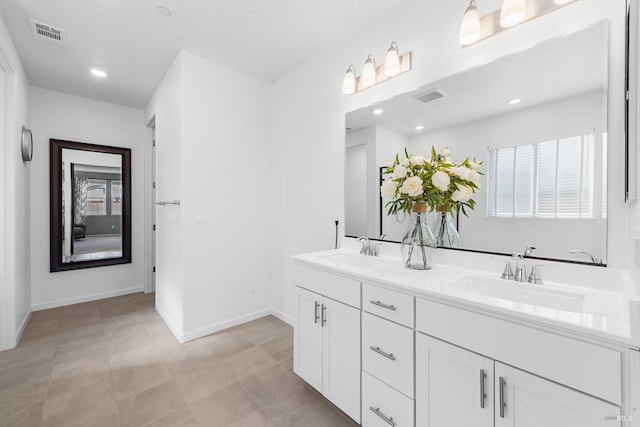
[293,248,640,349]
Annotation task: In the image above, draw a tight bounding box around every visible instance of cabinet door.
[494,362,621,427]
[323,298,361,423]
[294,287,323,392]
[416,334,494,427]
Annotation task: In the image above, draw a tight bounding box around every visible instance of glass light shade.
[500,0,527,27]
[342,65,356,95]
[384,43,400,77]
[459,0,481,45]
[361,55,377,88]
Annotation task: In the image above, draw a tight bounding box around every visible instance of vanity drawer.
[416,297,622,405]
[362,371,414,427]
[296,265,361,308]
[362,312,414,398]
[363,283,414,327]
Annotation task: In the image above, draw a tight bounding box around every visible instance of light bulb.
[384,42,400,77]
[90,68,107,78]
[342,65,356,95]
[500,0,527,27]
[361,54,377,88]
[459,0,481,46]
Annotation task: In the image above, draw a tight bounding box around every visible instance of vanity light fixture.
[373,108,384,115]
[500,0,527,27]
[342,65,357,95]
[341,43,412,95]
[361,54,377,88]
[459,0,481,46]
[89,68,107,78]
[384,42,401,77]
[459,0,578,47]
[508,98,521,105]
[415,125,424,131]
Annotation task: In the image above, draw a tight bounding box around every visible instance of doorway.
[144,118,157,293]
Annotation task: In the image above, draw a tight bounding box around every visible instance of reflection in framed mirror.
[50,139,132,272]
[345,22,609,265]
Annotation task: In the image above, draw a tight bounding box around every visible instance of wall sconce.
[342,42,412,95]
[459,0,578,47]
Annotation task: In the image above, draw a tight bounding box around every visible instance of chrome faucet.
[358,236,370,255]
[568,250,603,265]
[523,246,536,257]
[512,253,526,282]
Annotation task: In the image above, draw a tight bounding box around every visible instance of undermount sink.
[448,276,585,312]
[319,252,387,268]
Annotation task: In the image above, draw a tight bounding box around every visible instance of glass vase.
[434,211,460,248]
[401,203,437,270]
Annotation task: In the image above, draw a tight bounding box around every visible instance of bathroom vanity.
[293,248,640,426]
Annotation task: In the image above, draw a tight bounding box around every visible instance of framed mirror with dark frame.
[50,139,132,272]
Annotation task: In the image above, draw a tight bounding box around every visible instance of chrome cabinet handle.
[499,376,506,418]
[369,346,396,361]
[369,407,396,426]
[369,300,396,311]
[314,301,320,324]
[480,369,486,408]
[321,304,327,326]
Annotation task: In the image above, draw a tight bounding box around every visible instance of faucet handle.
[370,243,383,256]
[501,262,514,280]
[527,265,544,285]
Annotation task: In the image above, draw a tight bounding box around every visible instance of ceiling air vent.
[414,89,446,104]
[30,19,66,46]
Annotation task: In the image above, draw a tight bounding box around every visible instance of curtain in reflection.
[73,176,88,226]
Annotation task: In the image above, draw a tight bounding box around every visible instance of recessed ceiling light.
[90,68,107,78]
[156,6,172,17]
[415,125,424,131]
[373,108,384,115]
[508,98,521,105]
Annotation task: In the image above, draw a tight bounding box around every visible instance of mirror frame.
[49,139,132,272]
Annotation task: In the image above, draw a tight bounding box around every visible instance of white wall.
[145,51,273,341]
[30,87,146,310]
[270,0,630,322]
[0,12,31,350]
[408,91,607,261]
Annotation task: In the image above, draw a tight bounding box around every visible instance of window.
[487,132,597,219]
[86,179,107,215]
[111,181,122,215]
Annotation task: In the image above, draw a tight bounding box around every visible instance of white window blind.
[487,132,596,219]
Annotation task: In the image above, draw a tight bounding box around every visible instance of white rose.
[441,147,451,157]
[444,157,452,164]
[400,158,410,167]
[380,180,398,199]
[400,176,424,197]
[451,184,473,202]
[470,161,481,171]
[410,155,426,166]
[394,165,408,178]
[450,166,471,180]
[431,171,450,192]
[467,170,480,184]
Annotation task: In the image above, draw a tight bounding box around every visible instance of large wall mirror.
[345,22,610,265]
[50,139,131,272]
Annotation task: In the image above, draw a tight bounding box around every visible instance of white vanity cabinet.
[494,363,620,427]
[294,268,361,423]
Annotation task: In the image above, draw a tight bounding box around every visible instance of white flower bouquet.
[381,147,482,216]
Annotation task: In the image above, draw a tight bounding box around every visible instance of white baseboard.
[154,306,295,344]
[269,307,294,326]
[155,303,186,343]
[15,310,31,344]
[181,308,273,342]
[31,286,144,311]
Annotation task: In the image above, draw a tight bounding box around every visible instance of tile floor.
[0,293,358,427]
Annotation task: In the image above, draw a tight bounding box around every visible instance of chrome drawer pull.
[314,301,320,324]
[321,304,327,326]
[370,300,396,311]
[369,407,396,426]
[369,346,396,361]
[499,376,506,418]
[479,369,486,409]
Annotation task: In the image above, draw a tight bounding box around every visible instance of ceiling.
[346,22,607,136]
[0,0,401,108]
